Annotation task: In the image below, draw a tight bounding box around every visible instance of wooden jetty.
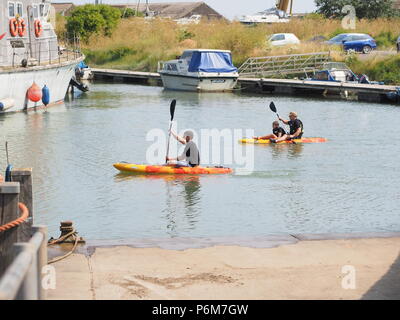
[92,68,398,104]
[0,169,48,300]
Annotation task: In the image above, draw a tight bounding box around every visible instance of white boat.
[157,49,239,92]
[0,1,84,113]
[239,7,290,24]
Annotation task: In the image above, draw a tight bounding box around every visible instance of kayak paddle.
[269,101,279,119]
[166,99,176,164]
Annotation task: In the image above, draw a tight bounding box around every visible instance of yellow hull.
[239,137,328,144]
[113,163,233,175]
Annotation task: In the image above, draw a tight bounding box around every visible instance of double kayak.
[113,163,233,175]
[239,137,327,144]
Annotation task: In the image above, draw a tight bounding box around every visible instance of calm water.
[1,82,399,240]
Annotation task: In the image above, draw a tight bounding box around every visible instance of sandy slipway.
[47,233,400,300]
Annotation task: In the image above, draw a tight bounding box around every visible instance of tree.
[66,4,121,42]
[315,0,398,19]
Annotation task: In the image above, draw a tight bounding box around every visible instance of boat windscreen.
[188,51,237,73]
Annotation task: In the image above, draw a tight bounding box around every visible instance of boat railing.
[238,52,331,78]
[0,36,83,70]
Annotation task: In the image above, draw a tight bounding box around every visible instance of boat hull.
[0,58,82,113]
[114,163,233,175]
[160,73,238,92]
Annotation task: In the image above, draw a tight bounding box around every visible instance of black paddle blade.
[269,102,277,113]
[170,99,176,121]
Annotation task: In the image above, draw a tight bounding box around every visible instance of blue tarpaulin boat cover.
[188,51,237,73]
[77,61,88,69]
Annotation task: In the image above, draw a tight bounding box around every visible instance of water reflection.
[115,173,201,237]
[270,143,304,159]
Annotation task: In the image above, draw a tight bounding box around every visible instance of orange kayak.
[113,163,233,175]
[240,137,327,144]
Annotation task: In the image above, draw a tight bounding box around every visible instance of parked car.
[267,33,300,46]
[397,35,400,52]
[326,33,377,54]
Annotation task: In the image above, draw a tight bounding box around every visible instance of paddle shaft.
[5,141,9,165]
[165,121,173,164]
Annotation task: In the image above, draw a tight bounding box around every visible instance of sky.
[52,0,317,20]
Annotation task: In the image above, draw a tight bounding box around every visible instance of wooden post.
[0,182,20,277]
[11,169,33,243]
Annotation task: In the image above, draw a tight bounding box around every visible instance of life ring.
[34,20,43,37]
[18,18,27,37]
[9,18,18,37]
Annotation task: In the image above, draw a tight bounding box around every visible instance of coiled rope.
[47,228,80,264]
[0,203,29,232]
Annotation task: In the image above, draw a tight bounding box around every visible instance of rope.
[0,203,29,232]
[47,228,80,264]
[48,234,79,264]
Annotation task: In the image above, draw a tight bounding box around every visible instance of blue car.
[326,33,377,54]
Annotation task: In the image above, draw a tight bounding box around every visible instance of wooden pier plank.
[91,68,398,96]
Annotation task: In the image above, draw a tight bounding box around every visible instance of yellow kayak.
[113,163,233,175]
[239,137,328,144]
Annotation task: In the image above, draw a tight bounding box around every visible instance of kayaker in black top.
[253,121,286,141]
[166,130,200,167]
[274,112,304,143]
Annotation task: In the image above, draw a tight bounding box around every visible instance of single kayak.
[113,163,233,175]
[239,137,328,144]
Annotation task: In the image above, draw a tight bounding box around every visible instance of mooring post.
[14,242,38,300]
[31,225,48,300]
[0,182,20,277]
[11,169,33,242]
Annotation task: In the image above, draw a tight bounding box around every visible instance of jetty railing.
[0,169,48,300]
[238,52,331,78]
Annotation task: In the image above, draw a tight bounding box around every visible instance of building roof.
[51,2,75,15]
[114,2,223,19]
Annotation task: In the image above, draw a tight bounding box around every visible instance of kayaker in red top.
[253,121,286,141]
[166,130,200,167]
[273,112,304,143]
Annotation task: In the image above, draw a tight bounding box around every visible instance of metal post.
[31,226,47,300]
[14,243,38,300]
[38,42,41,65]
[49,42,51,64]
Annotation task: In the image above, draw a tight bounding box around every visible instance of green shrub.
[374,31,397,48]
[178,29,195,42]
[368,56,400,85]
[66,4,120,42]
[84,47,135,65]
[119,8,144,18]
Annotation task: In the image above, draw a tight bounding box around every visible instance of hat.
[183,130,194,139]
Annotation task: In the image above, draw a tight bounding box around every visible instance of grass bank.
[67,16,400,84]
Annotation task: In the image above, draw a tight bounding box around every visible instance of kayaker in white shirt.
[166,130,200,167]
